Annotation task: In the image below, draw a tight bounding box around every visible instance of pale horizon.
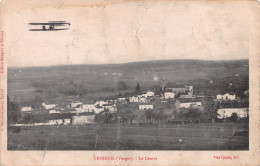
[8,58,249,69]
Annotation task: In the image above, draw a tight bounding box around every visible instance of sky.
[3,0,254,67]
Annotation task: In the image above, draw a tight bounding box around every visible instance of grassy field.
[8,123,248,150]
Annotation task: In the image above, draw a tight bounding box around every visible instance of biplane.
[28,21,71,31]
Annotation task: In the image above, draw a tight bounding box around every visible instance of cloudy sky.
[3,0,255,67]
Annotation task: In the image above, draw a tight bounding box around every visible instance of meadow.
[8,123,248,150]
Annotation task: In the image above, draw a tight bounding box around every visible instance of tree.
[95,113,105,123]
[208,100,219,123]
[144,109,153,123]
[157,110,164,122]
[118,92,122,98]
[175,92,180,98]
[117,81,128,91]
[117,103,136,124]
[229,113,238,122]
[182,108,201,122]
[23,114,33,124]
[136,82,141,94]
[104,113,114,124]
[7,96,21,125]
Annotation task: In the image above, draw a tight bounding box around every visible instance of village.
[14,77,249,127]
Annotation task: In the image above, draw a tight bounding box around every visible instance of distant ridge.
[8,59,249,69]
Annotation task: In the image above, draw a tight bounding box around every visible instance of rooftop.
[177,98,201,103]
[103,104,111,106]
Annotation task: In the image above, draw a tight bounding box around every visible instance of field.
[8,123,248,150]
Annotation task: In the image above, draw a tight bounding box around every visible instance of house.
[167,86,193,94]
[129,96,139,102]
[167,88,186,93]
[61,119,71,125]
[216,93,236,101]
[103,104,117,113]
[196,94,205,98]
[47,119,64,125]
[42,102,57,110]
[139,96,150,103]
[223,93,235,100]
[13,118,71,126]
[161,100,168,103]
[93,106,104,114]
[94,100,108,107]
[179,92,195,98]
[178,101,201,108]
[141,91,154,98]
[217,108,248,119]
[216,94,223,100]
[49,110,61,114]
[185,86,193,92]
[70,101,83,108]
[117,98,127,104]
[21,106,33,112]
[176,99,202,108]
[164,91,175,99]
[81,104,95,112]
[107,99,118,104]
[139,104,154,110]
[117,98,126,102]
[141,93,148,98]
[108,100,114,104]
[71,115,95,125]
[76,104,96,113]
[75,104,83,112]
[146,91,155,97]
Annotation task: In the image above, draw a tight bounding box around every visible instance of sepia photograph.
[7,59,249,150]
[5,0,251,151]
[1,0,260,165]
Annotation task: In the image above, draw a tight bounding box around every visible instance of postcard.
[0,0,260,165]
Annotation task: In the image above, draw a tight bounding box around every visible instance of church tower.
[160,76,167,91]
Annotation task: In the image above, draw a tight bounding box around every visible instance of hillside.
[8,59,249,104]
